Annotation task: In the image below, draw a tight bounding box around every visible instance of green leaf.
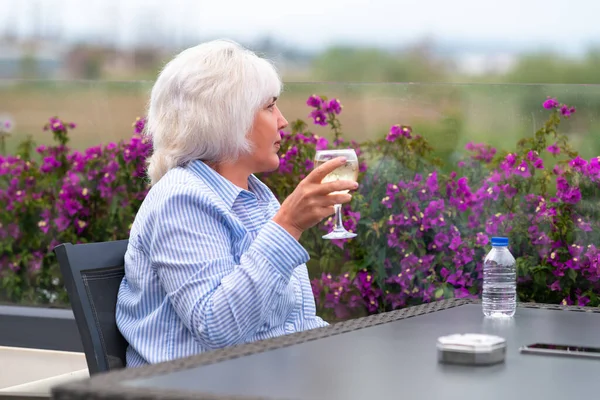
[434,288,444,299]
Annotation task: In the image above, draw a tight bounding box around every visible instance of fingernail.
[339,157,347,163]
[352,182,359,189]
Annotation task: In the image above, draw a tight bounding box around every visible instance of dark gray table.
[51,299,600,400]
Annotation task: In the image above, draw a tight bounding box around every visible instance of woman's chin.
[254,155,281,174]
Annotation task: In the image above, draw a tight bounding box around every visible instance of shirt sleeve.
[149,184,310,350]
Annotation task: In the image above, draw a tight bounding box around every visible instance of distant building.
[453,52,518,76]
[0,38,69,79]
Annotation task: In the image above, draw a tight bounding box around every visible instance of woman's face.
[245,97,288,173]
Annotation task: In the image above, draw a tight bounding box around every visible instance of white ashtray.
[437,333,507,365]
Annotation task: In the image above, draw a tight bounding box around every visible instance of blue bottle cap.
[491,237,509,246]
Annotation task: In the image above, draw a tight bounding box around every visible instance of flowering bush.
[1,94,599,320]
[307,95,600,321]
[0,117,151,303]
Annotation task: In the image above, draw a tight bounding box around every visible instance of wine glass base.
[322,230,357,240]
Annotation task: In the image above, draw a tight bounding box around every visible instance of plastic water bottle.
[482,236,516,318]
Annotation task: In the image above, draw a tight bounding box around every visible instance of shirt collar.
[186,160,271,209]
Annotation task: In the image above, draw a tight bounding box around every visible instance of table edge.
[51,299,600,400]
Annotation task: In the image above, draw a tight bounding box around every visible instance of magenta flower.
[324,99,342,115]
[526,150,544,169]
[560,187,582,204]
[132,117,146,134]
[547,143,560,156]
[315,137,328,150]
[569,156,587,172]
[543,97,559,109]
[505,153,517,167]
[37,219,50,234]
[586,157,600,178]
[54,215,71,232]
[454,287,474,299]
[560,105,576,117]
[306,95,323,108]
[304,159,314,171]
[40,156,62,173]
[434,232,449,247]
[514,161,531,178]
[425,172,438,193]
[386,125,412,142]
[476,232,489,247]
[309,109,328,126]
[577,294,590,307]
[556,176,570,191]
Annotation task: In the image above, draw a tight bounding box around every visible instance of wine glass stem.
[333,204,344,232]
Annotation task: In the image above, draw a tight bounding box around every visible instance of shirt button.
[285,323,294,332]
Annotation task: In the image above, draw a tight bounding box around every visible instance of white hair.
[144,39,282,185]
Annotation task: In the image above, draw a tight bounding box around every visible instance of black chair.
[54,240,129,375]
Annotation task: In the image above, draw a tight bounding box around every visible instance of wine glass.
[314,149,359,240]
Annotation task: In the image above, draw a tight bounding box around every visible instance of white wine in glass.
[314,149,359,240]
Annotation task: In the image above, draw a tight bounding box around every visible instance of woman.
[115,39,357,367]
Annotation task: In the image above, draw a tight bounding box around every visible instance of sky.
[2,0,600,55]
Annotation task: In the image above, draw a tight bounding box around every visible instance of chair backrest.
[54,240,129,375]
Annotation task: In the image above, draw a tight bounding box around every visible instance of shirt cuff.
[249,220,310,278]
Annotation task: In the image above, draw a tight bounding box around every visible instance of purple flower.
[37,219,50,234]
[63,198,83,216]
[50,119,64,131]
[85,146,102,160]
[505,153,517,168]
[386,125,412,142]
[547,143,561,156]
[543,97,559,109]
[466,142,496,163]
[560,105,576,117]
[40,156,62,173]
[75,219,88,234]
[29,251,44,272]
[324,99,342,115]
[304,159,314,171]
[306,95,323,108]
[502,184,518,199]
[434,232,449,247]
[586,157,600,178]
[309,109,328,126]
[556,176,570,191]
[54,215,71,232]
[513,161,531,178]
[560,187,581,204]
[315,136,329,150]
[454,287,475,299]
[569,156,588,172]
[577,294,590,307]
[476,232,489,247]
[132,117,146,134]
[526,150,544,169]
[576,218,592,232]
[425,172,438,193]
[486,213,507,235]
[449,236,462,251]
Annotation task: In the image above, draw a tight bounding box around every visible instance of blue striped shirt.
[115,159,328,367]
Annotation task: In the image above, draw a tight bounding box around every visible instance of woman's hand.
[272,157,358,240]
